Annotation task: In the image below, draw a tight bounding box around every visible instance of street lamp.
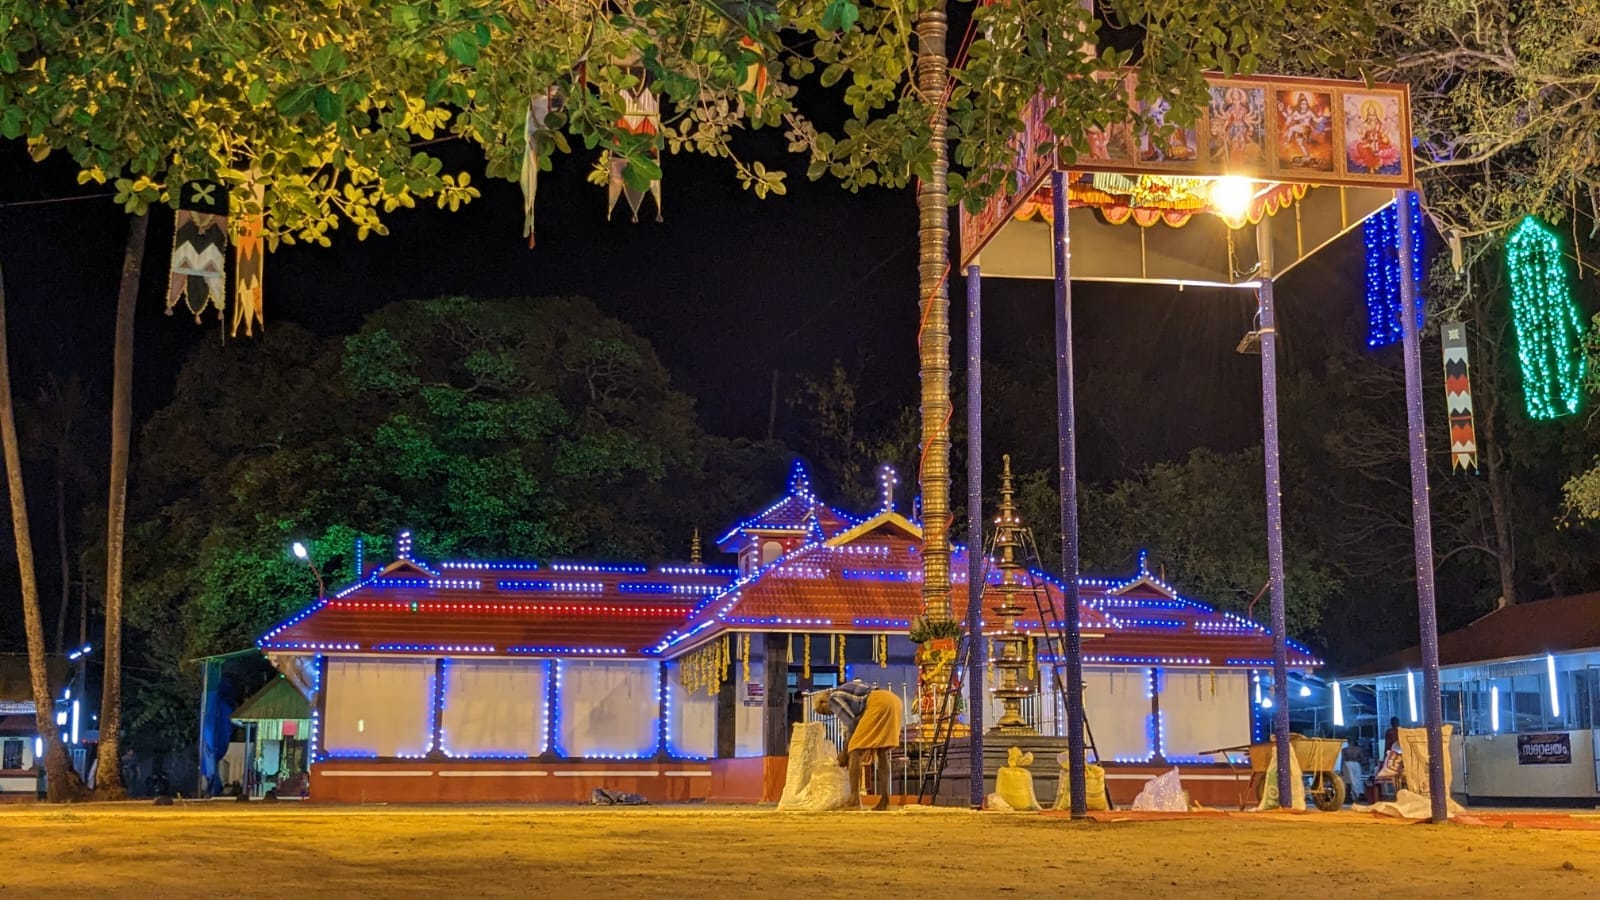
[293,542,327,598]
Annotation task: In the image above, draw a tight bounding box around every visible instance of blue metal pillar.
[965,263,986,809]
[1050,171,1086,818]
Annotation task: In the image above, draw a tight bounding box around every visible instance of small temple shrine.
[255,460,1320,805]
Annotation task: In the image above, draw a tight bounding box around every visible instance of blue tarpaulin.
[199,659,233,796]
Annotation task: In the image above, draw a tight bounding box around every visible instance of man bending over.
[812,679,903,810]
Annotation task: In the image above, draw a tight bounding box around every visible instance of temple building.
[254,461,1319,805]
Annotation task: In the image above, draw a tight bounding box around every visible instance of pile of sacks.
[777,722,852,812]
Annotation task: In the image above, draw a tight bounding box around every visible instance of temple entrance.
[787,668,839,736]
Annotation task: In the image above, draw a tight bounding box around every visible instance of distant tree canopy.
[116,296,787,742]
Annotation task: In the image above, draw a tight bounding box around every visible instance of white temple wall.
[556,660,659,758]
[440,659,547,757]
[1081,668,1156,762]
[1158,670,1251,761]
[323,658,434,757]
[667,661,716,758]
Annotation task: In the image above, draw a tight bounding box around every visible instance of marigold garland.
[803,634,811,679]
[741,634,751,685]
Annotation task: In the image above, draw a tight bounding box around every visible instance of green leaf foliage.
[0,0,1379,232]
[115,297,789,743]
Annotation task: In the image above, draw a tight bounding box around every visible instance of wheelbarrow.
[1247,735,1347,811]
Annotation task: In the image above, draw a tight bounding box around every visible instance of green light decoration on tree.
[1505,216,1588,420]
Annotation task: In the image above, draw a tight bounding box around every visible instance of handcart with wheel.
[1246,735,1347,811]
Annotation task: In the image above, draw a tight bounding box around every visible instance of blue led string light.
[310,654,326,762]
[1363,193,1425,348]
[540,661,552,754]
[428,658,447,754]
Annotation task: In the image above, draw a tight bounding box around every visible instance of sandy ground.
[1,804,1597,898]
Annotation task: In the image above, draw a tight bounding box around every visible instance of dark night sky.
[0,123,1374,654]
[1,136,1363,461]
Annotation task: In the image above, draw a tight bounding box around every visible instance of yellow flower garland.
[803,634,811,679]
[741,633,751,685]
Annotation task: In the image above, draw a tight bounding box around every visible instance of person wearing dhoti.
[812,679,903,810]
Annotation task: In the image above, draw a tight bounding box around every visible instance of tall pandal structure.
[987,454,1036,735]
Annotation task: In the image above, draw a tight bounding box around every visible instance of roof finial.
[690,528,702,564]
[397,530,413,561]
[787,458,813,500]
[1138,548,1150,577]
[878,463,899,513]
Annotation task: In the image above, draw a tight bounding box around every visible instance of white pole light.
[1547,654,1560,718]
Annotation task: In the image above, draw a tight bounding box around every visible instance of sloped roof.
[656,537,1320,669]
[259,560,735,658]
[255,469,1322,671]
[232,676,311,722]
[1344,591,1600,677]
[715,460,861,550]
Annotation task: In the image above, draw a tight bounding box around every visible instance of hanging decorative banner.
[607,74,663,223]
[1441,321,1479,472]
[232,179,265,338]
[735,36,770,116]
[166,181,228,323]
[522,88,562,248]
[1505,216,1587,420]
[1363,193,1425,348]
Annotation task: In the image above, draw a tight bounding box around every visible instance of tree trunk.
[1471,273,1517,607]
[915,0,952,622]
[0,254,87,801]
[95,213,147,800]
[53,470,69,655]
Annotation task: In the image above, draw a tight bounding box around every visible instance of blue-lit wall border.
[310,653,328,764]
[655,662,669,758]
[427,657,447,758]
[547,660,564,758]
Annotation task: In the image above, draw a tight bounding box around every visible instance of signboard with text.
[1516,732,1571,765]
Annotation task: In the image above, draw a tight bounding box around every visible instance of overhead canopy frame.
[960,71,1415,287]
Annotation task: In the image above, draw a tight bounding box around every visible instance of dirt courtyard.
[1,804,1596,898]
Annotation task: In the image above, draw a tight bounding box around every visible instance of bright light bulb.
[1547,654,1560,718]
[292,542,309,560]
[1209,176,1254,221]
[1299,685,1311,698]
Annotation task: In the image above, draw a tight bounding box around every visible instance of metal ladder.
[1013,525,1114,810]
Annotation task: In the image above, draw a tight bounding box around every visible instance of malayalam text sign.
[1516,732,1571,765]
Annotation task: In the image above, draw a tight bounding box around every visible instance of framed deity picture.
[1341,90,1407,179]
[1206,83,1269,175]
[1272,88,1336,174]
